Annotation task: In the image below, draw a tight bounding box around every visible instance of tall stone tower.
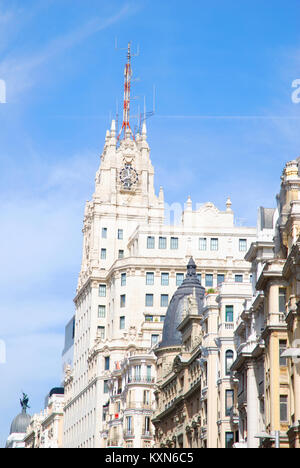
[63,45,256,448]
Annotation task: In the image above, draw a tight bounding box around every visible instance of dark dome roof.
[10,410,31,435]
[159,258,205,348]
[49,387,64,397]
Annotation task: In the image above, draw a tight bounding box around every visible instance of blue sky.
[0,0,300,446]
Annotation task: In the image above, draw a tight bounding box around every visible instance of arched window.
[225,350,234,376]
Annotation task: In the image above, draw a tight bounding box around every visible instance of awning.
[281,348,300,358]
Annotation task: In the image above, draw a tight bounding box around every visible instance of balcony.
[125,401,153,411]
[128,376,155,385]
[107,439,120,447]
[141,430,153,438]
[123,430,135,439]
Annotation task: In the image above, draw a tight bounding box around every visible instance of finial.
[226,197,232,211]
[186,196,192,210]
[142,120,147,139]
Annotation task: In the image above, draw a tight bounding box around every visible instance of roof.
[159,258,205,348]
[10,409,31,435]
[49,387,64,397]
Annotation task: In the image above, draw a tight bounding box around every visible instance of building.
[24,388,65,449]
[5,396,31,449]
[152,259,252,448]
[62,46,256,448]
[232,158,300,448]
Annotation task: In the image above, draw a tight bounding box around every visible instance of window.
[98,305,106,318]
[210,238,218,251]
[280,395,288,422]
[99,284,106,297]
[159,237,167,249]
[121,273,126,286]
[226,350,234,375]
[239,239,247,252]
[118,250,124,259]
[170,237,179,249]
[104,380,109,394]
[143,390,150,405]
[225,390,234,417]
[151,335,159,347]
[144,416,151,433]
[146,272,154,285]
[145,294,154,307]
[120,295,126,308]
[102,228,107,239]
[98,326,105,340]
[147,365,152,382]
[126,416,132,432]
[118,229,123,240]
[235,274,243,283]
[279,288,286,314]
[101,248,107,260]
[135,365,141,381]
[176,273,184,286]
[205,274,213,288]
[279,340,287,367]
[199,237,207,251]
[147,236,155,249]
[160,316,165,322]
[225,432,234,449]
[120,316,125,329]
[104,356,110,371]
[161,273,169,286]
[217,274,225,285]
[145,315,153,322]
[161,294,169,307]
[197,274,202,284]
[225,305,234,323]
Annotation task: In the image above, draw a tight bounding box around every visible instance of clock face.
[119,164,139,190]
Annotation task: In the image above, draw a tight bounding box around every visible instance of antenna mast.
[117,42,135,142]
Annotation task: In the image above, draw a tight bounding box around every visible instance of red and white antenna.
[117,42,135,142]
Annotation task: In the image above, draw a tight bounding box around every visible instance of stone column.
[247,361,259,448]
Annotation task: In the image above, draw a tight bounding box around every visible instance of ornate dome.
[159,258,205,348]
[10,409,31,435]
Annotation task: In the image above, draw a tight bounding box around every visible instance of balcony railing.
[141,430,153,438]
[107,439,120,447]
[128,376,155,384]
[123,430,135,438]
[125,401,153,410]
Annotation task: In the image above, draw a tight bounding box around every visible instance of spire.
[117,42,135,142]
[226,197,232,212]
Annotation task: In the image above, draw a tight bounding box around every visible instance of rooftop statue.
[20,393,30,412]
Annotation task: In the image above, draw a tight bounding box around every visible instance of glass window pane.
[170,237,178,249]
[121,273,126,286]
[225,432,234,449]
[120,295,126,308]
[105,357,110,370]
[118,229,123,240]
[146,272,154,285]
[226,350,234,375]
[101,249,107,259]
[98,326,105,340]
[280,396,288,422]
[159,237,167,249]
[225,390,234,416]
[217,274,225,285]
[279,340,287,367]
[102,228,107,239]
[226,305,234,322]
[99,284,106,297]
[118,250,124,259]
[146,294,154,307]
[120,316,125,329]
[147,236,155,249]
[210,238,218,251]
[161,273,169,286]
[279,288,286,314]
[197,274,202,284]
[205,274,213,287]
[104,380,109,393]
[176,273,184,286]
[145,315,153,322]
[98,305,106,318]
[199,237,207,250]
[235,275,243,283]
[161,294,169,307]
[151,335,159,347]
[239,239,247,252]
